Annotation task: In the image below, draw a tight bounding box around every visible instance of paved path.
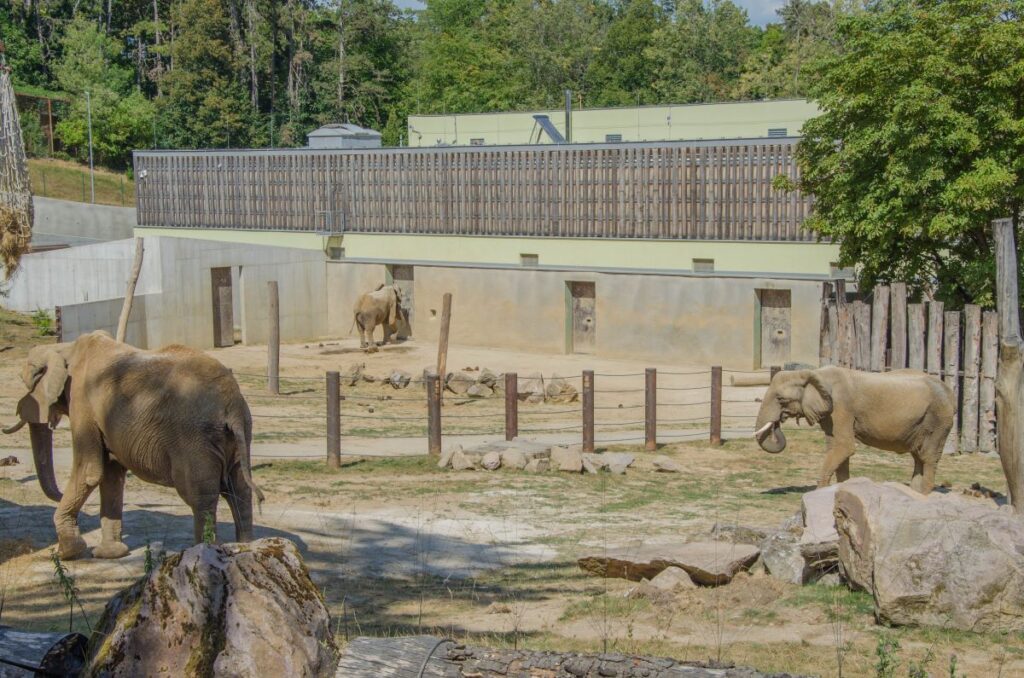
[1,428,756,467]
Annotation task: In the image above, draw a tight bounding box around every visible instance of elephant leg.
[94,459,130,559]
[909,455,937,494]
[54,428,105,560]
[817,434,854,488]
[835,457,851,483]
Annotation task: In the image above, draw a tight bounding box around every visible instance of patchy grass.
[28,158,133,207]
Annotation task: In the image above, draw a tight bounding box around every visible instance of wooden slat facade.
[133,139,814,240]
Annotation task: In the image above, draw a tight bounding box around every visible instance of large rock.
[550,445,583,472]
[518,373,546,404]
[87,538,336,677]
[480,451,502,471]
[652,455,682,473]
[758,531,808,585]
[477,368,499,389]
[500,448,528,470]
[467,383,494,398]
[344,363,365,387]
[648,565,696,592]
[545,377,579,403]
[603,452,635,475]
[451,448,478,471]
[387,370,412,389]
[446,371,475,395]
[438,445,459,469]
[582,453,605,474]
[799,485,840,573]
[578,540,759,586]
[525,458,549,473]
[834,478,1024,632]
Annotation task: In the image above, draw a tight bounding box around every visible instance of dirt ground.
[0,318,1021,676]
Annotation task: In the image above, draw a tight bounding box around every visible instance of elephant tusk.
[2,420,25,434]
[753,421,774,438]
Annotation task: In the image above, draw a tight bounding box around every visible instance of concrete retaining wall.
[59,295,150,347]
[33,196,136,247]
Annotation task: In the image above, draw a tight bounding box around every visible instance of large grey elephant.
[753,366,954,493]
[2,331,263,560]
[353,284,403,351]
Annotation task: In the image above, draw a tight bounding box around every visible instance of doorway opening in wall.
[566,281,596,354]
[386,264,414,339]
[211,267,239,348]
[755,288,791,369]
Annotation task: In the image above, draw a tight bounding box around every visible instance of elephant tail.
[229,418,265,513]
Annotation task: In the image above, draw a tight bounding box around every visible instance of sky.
[393,0,786,27]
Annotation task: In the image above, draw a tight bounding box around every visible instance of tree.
[53,15,154,167]
[795,0,1024,307]
[586,0,665,106]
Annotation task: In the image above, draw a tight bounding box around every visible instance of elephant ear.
[18,350,68,427]
[801,372,833,426]
[388,288,398,326]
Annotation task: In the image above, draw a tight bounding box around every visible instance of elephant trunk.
[754,399,787,454]
[29,423,63,502]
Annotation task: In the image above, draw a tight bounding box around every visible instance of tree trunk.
[994,217,1024,512]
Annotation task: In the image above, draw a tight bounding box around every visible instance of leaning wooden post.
[582,370,594,453]
[326,371,341,469]
[504,372,518,441]
[115,237,144,343]
[645,368,656,451]
[436,293,453,384]
[994,217,1024,512]
[710,366,722,446]
[427,372,442,456]
[267,281,280,394]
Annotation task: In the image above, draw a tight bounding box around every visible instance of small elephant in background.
[753,366,954,493]
[354,284,403,351]
[3,331,263,559]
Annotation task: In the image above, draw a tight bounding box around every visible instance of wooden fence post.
[427,373,442,456]
[852,301,871,370]
[835,279,852,368]
[890,282,908,369]
[710,366,722,446]
[943,311,961,454]
[645,368,656,451]
[505,372,518,441]
[980,310,998,454]
[908,304,926,370]
[267,281,280,395]
[993,217,1024,512]
[326,371,341,469]
[819,281,833,366]
[960,305,981,453]
[116,238,144,343]
[582,370,594,453]
[436,292,453,382]
[870,285,890,372]
[926,301,944,378]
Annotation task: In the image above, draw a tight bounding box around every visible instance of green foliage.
[907,648,933,678]
[203,512,216,544]
[874,632,900,678]
[31,309,54,337]
[795,0,1024,307]
[50,550,86,633]
[144,541,156,575]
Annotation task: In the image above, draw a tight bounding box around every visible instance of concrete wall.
[59,295,149,347]
[409,99,820,146]
[326,261,823,368]
[136,227,841,277]
[33,196,137,247]
[5,239,162,313]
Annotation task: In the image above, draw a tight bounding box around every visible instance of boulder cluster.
[578,477,1024,633]
[343,364,580,403]
[437,438,641,474]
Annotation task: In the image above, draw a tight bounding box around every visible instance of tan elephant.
[2,331,263,560]
[353,284,403,351]
[753,366,954,493]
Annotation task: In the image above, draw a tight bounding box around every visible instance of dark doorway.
[568,281,596,354]
[211,267,234,348]
[757,289,792,368]
[387,264,414,338]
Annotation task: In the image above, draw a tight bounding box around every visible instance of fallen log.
[335,635,802,677]
[0,627,87,677]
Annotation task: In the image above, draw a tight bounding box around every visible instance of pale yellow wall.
[137,228,839,276]
[408,99,820,147]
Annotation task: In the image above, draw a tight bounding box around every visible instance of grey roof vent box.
[307,123,382,149]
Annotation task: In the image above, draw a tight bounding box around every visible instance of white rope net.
[0,61,34,279]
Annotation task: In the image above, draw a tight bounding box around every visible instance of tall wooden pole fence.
[819,281,997,454]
